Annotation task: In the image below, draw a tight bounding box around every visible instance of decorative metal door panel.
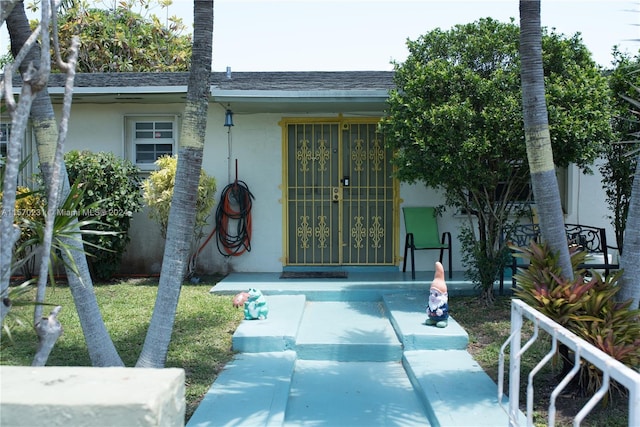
[341,123,394,264]
[286,121,395,265]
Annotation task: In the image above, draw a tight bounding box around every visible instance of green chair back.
[402,207,447,249]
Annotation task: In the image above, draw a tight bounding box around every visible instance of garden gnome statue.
[232,288,269,320]
[425,261,449,328]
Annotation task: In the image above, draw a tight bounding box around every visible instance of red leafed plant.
[513,241,640,398]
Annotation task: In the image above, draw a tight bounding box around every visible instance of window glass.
[135,143,173,164]
[0,122,9,157]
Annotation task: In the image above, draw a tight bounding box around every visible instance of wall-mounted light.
[224,109,234,127]
[224,106,234,184]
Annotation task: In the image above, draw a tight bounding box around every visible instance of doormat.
[280,271,348,279]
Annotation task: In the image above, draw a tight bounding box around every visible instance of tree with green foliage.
[6,0,124,366]
[3,0,212,367]
[600,49,640,254]
[65,150,143,280]
[3,0,121,364]
[47,0,192,72]
[380,17,612,302]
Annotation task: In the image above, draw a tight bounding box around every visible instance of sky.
[194,0,639,71]
[1,0,639,71]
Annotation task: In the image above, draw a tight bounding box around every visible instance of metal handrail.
[498,299,640,427]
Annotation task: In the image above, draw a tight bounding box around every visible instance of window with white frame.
[126,115,178,171]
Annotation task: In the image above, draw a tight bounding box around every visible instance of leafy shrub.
[513,241,640,396]
[142,155,216,276]
[12,186,46,277]
[459,222,511,304]
[64,150,143,279]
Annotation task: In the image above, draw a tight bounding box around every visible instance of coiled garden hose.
[214,180,255,256]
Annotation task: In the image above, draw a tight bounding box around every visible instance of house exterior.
[3,71,616,275]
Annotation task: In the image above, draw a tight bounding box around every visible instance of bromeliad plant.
[512,242,594,325]
[513,241,640,396]
[16,180,119,281]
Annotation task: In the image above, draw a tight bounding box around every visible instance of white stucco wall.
[198,111,285,273]
[44,102,617,275]
[54,104,288,274]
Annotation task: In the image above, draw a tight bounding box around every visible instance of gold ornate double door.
[284,119,396,266]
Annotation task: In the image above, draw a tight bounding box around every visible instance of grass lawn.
[0,277,631,426]
[0,277,244,421]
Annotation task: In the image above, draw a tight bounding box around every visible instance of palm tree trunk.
[519,0,573,280]
[136,0,214,368]
[6,1,123,366]
[618,157,640,308]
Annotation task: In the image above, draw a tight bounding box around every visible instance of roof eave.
[210,89,389,103]
[43,86,188,95]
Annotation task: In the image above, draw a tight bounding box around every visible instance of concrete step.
[231,293,469,357]
[284,360,431,426]
[187,351,296,427]
[403,350,522,426]
[294,301,403,361]
[232,295,306,353]
[196,292,523,427]
[383,292,469,351]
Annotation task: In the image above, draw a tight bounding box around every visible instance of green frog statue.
[232,288,269,320]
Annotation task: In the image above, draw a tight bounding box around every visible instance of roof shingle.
[33,71,396,91]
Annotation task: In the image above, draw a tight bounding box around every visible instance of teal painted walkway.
[187,271,522,427]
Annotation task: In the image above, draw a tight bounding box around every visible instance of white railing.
[498,299,640,427]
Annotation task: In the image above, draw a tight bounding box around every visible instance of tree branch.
[34,30,80,322]
[32,306,63,366]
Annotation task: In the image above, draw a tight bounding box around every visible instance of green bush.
[65,150,143,279]
[513,241,640,396]
[142,155,216,276]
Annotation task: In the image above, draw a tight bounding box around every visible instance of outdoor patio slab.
[295,301,403,362]
[284,360,431,426]
[232,295,306,353]
[187,351,296,427]
[402,349,521,426]
[383,292,469,350]
[209,271,494,300]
